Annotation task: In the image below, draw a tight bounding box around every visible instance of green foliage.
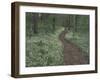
[66,32,89,53]
[65,15,89,57]
[26,28,64,67]
[26,12,89,67]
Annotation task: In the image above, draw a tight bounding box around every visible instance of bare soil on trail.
[59,30,89,65]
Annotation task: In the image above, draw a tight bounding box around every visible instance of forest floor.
[59,30,89,65]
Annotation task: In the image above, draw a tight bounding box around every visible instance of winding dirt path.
[59,29,89,65]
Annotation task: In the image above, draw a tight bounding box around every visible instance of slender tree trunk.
[52,17,56,32]
[73,15,77,38]
[32,13,39,34]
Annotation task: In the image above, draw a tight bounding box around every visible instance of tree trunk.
[32,13,39,34]
[73,15,77,38]
[52,17,56,32]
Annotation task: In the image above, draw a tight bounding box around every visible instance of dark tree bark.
[72,15,77,38]
[74,15,77,32]
[52,17,56,32]
[32,13,39,34]
[67,15,71,30]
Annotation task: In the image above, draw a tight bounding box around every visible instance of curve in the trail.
[59,29,89,65]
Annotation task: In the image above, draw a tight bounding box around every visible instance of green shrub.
[26,28,64,67]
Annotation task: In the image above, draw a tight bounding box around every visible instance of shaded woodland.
[26,12,89,67]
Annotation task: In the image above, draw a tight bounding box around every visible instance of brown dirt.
[59,30,89,65]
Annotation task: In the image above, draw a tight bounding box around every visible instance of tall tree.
[72,15,77,38]
[52,16,56,32]
[32,13,39,34]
